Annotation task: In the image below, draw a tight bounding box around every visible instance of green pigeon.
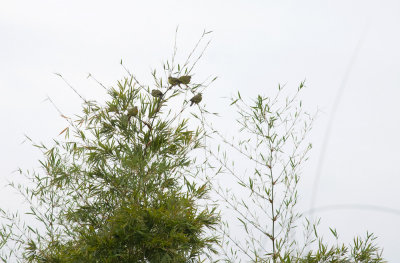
[168,76,181,86]
[151,89,163,98]
[127,106,138,117]
[178,75,191,85]
[190,93,202,106]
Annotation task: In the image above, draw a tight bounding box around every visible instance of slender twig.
[54,73,87,102]
[87,73,107,91]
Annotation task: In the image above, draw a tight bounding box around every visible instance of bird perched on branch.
[151,89,163,98]
[127,106,138,117]
[178,75,191,85]
[168,76,181,87]
[190,93,202,106]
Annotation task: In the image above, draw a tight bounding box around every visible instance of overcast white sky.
[1,0,400,261]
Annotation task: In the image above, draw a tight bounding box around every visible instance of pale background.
[1,0,400,261]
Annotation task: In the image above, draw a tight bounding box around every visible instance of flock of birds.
[151,75,202,106]
[124,75,202,121]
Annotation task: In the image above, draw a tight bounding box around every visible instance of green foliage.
[0,37,219,262]
[0,30,386,262]
[205,83,385,262]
